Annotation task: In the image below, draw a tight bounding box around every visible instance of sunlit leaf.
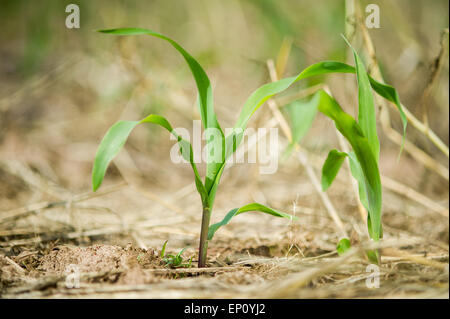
[343,36,379,161]
[368,77,407,150]
[366,249,380,264]
[337,238,351,255]
[92,114,208,205]
[94,31,405,266]
[208,203,297,240]
[160,240,168,258]
[225,60,406,161]
[316,90,382,241]
[347,151,369,211]
[321,149,348,191]
[207,58,406,213]
[282,93,319,159]
[99,28,224,206]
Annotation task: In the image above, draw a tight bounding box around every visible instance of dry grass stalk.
[265,59,348,238]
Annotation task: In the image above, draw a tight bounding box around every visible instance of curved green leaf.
[321,149,348,191]
[347,151,369,212]
[99,28,224,204]
[282,93,320,159]
[207,203,297,240]
[368,76,407,152]
[337,238,351,255]
[160,240,168,258]
[348,151,384,244]
[207,61,371,210]
[225,60,406,161]
[92,114,208,205]
[316,90,382,241]
[232,61,355,137]
[97,30,406,222]
[343,36,379,161]
[366,249,380,264]
[92,120,141,192]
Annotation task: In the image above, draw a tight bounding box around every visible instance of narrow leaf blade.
[347,151,369,211]
[282,94,319,159]
[99,28,224,205]
[208,203,297,240]
[343,36,379,161]
[321,149,348,191]
[92,114,208,205]
[316,90,382,241]
[337,238,351,255]
[92,120,139,192]
[368,76,407,153]
[160,240,168,258]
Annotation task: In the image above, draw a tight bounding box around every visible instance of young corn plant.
[91,28,406,266]
[160,241,193,268]
[92,28,298,268]
[281,38,407,263]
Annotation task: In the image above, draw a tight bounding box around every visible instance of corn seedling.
[282,37,407,263]
[91,28,406,266]
[92,28,297,267]
[336,238,352,256]
[160,241,193,268]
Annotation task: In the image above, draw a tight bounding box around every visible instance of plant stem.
[198,206,211,267]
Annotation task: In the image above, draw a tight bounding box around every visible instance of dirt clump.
[37,244,161,284]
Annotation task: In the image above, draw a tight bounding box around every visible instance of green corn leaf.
[91,114,208,205]
[343,36,380,162]
[282,93,319,159]
[207,203,297,240]
[368,77,407,152]
[316,90,382,241]
[347,151,369,211]
[207,61,374,210]
[343,151,382,264]
[96,30,405,233]
[321,149,348,191]
[92,120,140,192]
[99,28,224,206]
[176,248,186,258]
[225,60,406,161]
[231,61,355,139]
[160,240,168,258]
[293,61,407,145]
[366,249,380,264]
[174,256,182,266]
[337,238,351,255]
[347,151,384,242]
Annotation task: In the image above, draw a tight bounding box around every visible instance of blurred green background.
[0,0,448,195]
